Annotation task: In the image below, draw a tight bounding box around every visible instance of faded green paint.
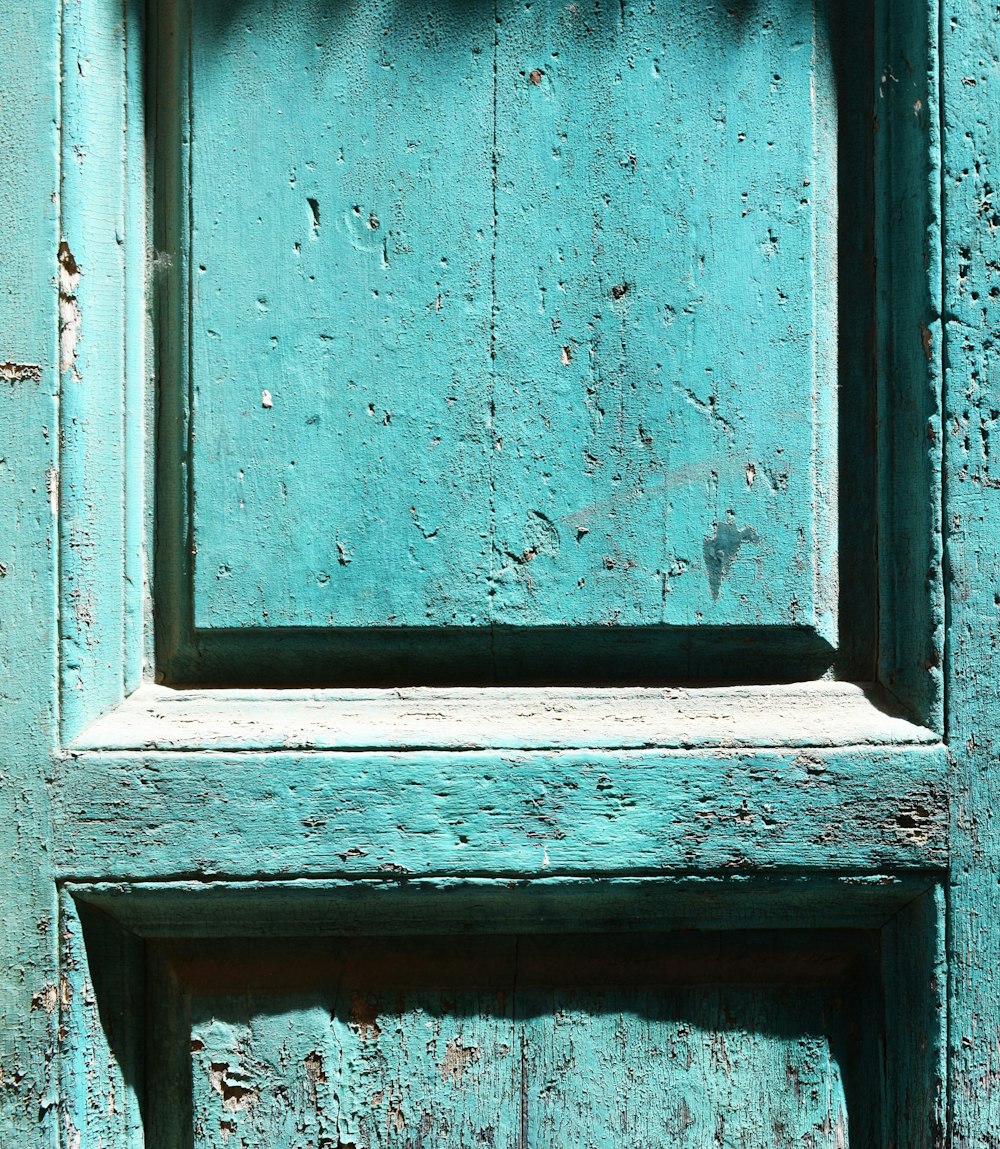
[0,0,996,1147]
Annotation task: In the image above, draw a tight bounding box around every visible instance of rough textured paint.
[59,0,143,744]
[168,935,866,1149]
[941,3,1000,1147]
[152,0,859,685]
[0,2,60,1147]
[187,0,836,633]
[0,0,993,1146]
[72,681,937,752]
[52,744,948,880]
[874,0,945,730]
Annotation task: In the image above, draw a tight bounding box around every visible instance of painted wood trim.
[65,873,947,935]
[58,878,947,1148]
[940,0,1000,1144]
[55,0,148,744]
[72,681,938,752]
[0,1,62,1145]
[58,893,145,1149]
[51,743,948,881]
[875,0,946,729]
[58,0,140,743]
[882,884,948,1149]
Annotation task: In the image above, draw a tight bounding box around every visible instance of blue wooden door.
[7,0,1000,1146]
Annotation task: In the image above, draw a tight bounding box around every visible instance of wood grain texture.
[58,897,145,1149]
[58,888,943,1148]
[0,3,986,1148]
[59,0,148,742]
[143,0,937,695]
[187,0,495,633]
[164,933,870,1149]
[488,0,838,635]
[881,886,947,1149]
[68,874,943,938]
[0,2,61,1146]
[875,0,945,728]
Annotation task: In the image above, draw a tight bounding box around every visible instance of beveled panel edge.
[71,680,937,753]
[63,873,945,937]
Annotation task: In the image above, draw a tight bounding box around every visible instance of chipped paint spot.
[350,993,381,1041]
[46,467,58,517]
[835,1108,847,1149]
[703,519,758,601]
[440,1038,481,1085]
[30,985,57,1014]
[0,362,42,383]
[304,1049,326,1105]
[208,1063,259,1113]
[58,241,82,380]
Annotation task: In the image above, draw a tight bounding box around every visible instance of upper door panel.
[155,0,884,685]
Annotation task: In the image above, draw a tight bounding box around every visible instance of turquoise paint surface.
[178,937,860,1149]
[0,0,61,1145]
[183,0,839,641]
[53,744,948,880]
[0,0,987,1145]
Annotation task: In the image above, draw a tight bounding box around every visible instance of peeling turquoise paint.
[0,0,996,1145]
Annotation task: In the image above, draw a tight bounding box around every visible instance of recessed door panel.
[152,933,878,1149]
[161,0,862,681]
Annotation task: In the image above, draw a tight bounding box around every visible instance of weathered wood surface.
[0,2,60,1145]
[59,888,941,1149]
[59,0,145,744]
[74,681,936,751]
[169,935,867,1149]
[69,874,942,937]
[875,0,945,729]
[183,0,840,639]
[52,744,948,880]
[0,0,994,1146]
[942,2,1000,1147]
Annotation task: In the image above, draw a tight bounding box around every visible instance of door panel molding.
[55,0,944,730]
[58,880,947,1149]
[72,680,937,753]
